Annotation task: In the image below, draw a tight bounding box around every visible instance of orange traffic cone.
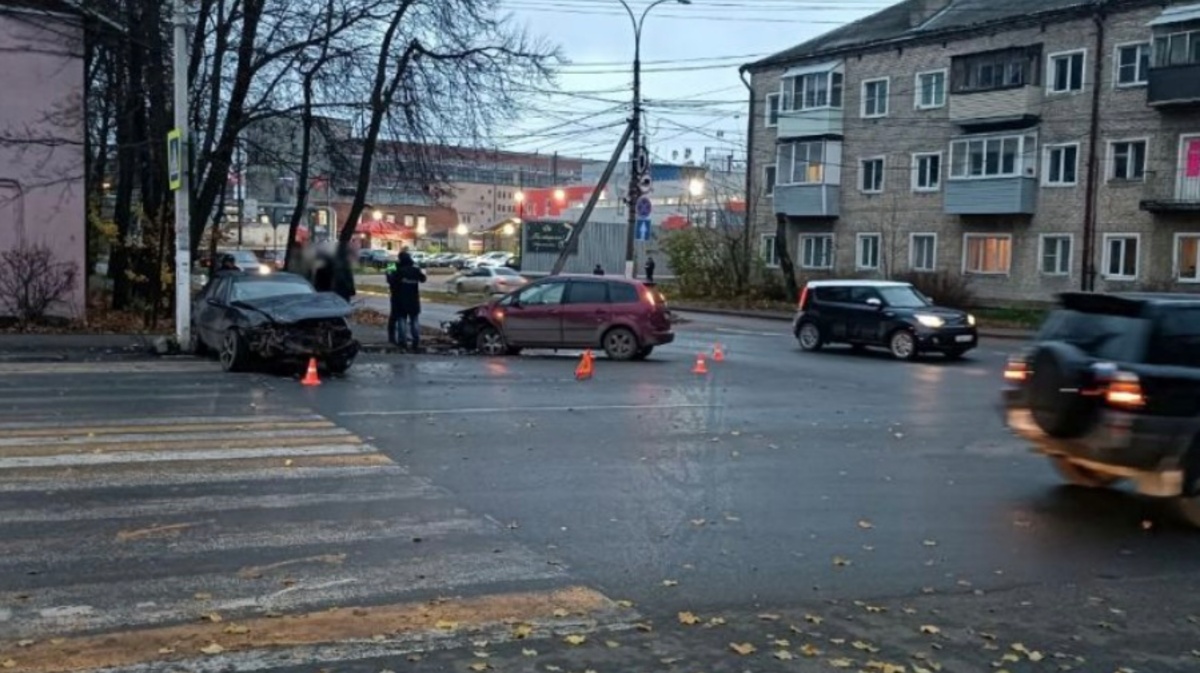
[301,357,322,386]
[692,353,709,375]
[575,350,594,380]
[712,343,725,362]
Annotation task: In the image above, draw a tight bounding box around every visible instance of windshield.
[231,280,314,302]
[878,286,930,308]
[1148,307,1200,367]
[228,251,260,264]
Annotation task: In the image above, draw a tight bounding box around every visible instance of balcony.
[774,184,839,218]
[1147,64,1200,106]
[949,86,1042,127]
[1140,170,1200,213]
[945,178,1037,215]
[777,107,843,139]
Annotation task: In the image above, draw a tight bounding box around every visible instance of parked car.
[444,276,674,361]
[793,280,977,360]
[450,254,475,270]
[452,266,528,294]
[476,251,514,268]
[1003,292,1200,525]
[358,248,393,269]
[260,250,286,270]
[190,271,359,374]
[218,249,271,275]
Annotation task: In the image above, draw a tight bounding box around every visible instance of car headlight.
[967,313,977,327]
[258,264,272,275]
[915,314,945,329]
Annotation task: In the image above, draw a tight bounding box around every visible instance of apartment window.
[963,234,1012,275]
[801,234,833,269]
[857,234,881,270]
[912,152,942,191]
[1044,144,1079,186]
[1177,234,1200,282]
[1040,235,1072,275]
[1104,234,1139,280]
[777,140,825,184]
[1154,29,1200,67]
[760,234,779,267]
[951,46,1041,93]
[949,133,1037,179]
[765,92,781,127]
[910,233,937,272]
[861,78,889,117]
[860,157,885,193]
[1108,139,1147,181]
[1048,50,1085,93]
[403,215,415,227]
[916,70,946,108]
[384,213,396,223]
[416,215,427,231]
[784,70,844,111]
[763,165,777,197]
[1116,43,1150,86]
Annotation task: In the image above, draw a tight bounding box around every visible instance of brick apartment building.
[744,0,1200,303]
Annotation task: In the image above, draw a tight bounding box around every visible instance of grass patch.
[973,306,1047,330]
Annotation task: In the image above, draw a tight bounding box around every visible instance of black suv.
[793,280,978,360]
[1004,292,1200,524]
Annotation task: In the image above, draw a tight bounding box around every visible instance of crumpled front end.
[245,318,359,361]
[442,305,488,349]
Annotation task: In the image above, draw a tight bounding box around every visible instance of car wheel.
[631,346,654,361]
[476,326,508,356]
[219,329,250,373]
[603,327,639,361]
[797,321,823,351]
[1050,457,1122,488]
[888,329,918,361]
[326,354,355,376]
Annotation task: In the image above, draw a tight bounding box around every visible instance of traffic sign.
[635,196,652,219]
[167,129,182,191]
[634,218,652,241]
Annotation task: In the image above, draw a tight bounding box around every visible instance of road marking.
[0,360,220,375]
[0,414,327,431]
[341,402,723,417]
[0,443,373,469]
[0,427,353,448]
[713,327,785,337]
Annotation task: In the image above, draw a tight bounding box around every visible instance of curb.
[672,305,1033,341]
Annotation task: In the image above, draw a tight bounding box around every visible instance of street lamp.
[502,223,515,237]
[513,190,526,225]
[553,188,566,202]
[456,223,468,236]
[688,178,705,198]
[618,0,691,278]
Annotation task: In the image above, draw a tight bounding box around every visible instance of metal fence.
[521,219,677,277]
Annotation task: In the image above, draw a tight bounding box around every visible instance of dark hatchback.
[793,280,978,360]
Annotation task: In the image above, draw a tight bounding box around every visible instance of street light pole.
[618,0,690,278]
[172,0,191,346]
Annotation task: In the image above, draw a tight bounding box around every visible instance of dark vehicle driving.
[191,272,359,374]
[793,280,977,360]
[445,275,673,360]
[1004,292,1200,525]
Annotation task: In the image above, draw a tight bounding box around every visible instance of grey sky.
[500,0,880,164]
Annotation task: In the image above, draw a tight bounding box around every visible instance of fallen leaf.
[858,520,875,529]
[199,643,225,655]
[16,641,34,648]
[660,657,682,665]
[605,640,620,649]
[708,616,727,626]
[513,624,533,639]
[223,625,249,635]
[552,608,569,618]
[690,519,707,526]
[563,634,586,646]
[371,634,386,642]
[865,605,886,614]
[662,579,679,587]
[407,655,422,663]
[773,650,795,661]
[472,651,489,659]
[157,647,175,655]
[853,640,881,653]
[800,643,822,657]
[616,599,634,608]
[833,556,852,567]
[729,642,757,656]
[829,658,855,669]
[923,540,938,547]
[1001,653,1021,663]
[903,608,918,615]
[773,639,791,647]
[758,613,781,621]
[805,613,824,624]
[678,611,701,625]
[1029,651,1045,662]
[1011,643,1029,654]
[522,648,538,657]
[634,622,653,632]
[284,459,294,467]
[194,592,212,600]
[920,625,941,635]
[49,639,64,645]
[545,667,562,673]
[435,619,459,630]
[468,663,489,672]
[867,663,906,673]
[201,612,222,623]
[1,661,14,670]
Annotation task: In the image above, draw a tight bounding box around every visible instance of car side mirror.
[866,298,883,309]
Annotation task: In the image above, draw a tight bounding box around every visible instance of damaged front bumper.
[245,320,360,362]
[442,306,486,349]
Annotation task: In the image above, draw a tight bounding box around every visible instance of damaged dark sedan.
[190,272,359,374]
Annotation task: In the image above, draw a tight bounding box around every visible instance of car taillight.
[1003,357,1029,383]
[798,285,809,310]
[1105,371,1146,410]
[644,289,657,307]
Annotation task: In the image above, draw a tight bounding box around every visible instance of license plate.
[955,334,975,343]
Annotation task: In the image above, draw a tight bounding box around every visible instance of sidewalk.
[672,303,1034,340]
[0,333,162,361]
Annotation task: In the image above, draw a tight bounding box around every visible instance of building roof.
[746,0,1093,71]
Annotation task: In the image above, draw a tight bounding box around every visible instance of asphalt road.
[3,314,1200,672]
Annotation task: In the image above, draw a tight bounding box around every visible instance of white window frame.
[856,233,882,270]
[909,233,938,272]
[800,234,834,270]
[911,152,942,192]
[1113,42,1150,88]
[1102,233,1140,280]
[765,92,781,128]
[949,132,1039,180]
[861,77,890,118]
[860,156,885,194]
[1106,137,1149,182]
[782,70,844,112]
[763,164,777,197]
[1174,233,1200,283]
[1039,234,1073,276]
[760,233,780,268]
[1042,143,1080,187]
[914,69,948,109]
[1047,49,1086,94]
[777,140,828,186]
[962,233,1013,276]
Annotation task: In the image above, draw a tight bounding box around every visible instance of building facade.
[745,0,1200,303]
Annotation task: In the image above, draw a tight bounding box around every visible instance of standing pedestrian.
[593,263,605,276]
[387,251,427,351]
[644,255,656,284]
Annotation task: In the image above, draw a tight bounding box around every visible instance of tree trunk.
[775,218,798,302]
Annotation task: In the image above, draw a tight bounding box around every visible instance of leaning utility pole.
[550,122,634,276]
[172,0,191,346]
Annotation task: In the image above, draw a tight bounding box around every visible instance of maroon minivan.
[451,275,674,360]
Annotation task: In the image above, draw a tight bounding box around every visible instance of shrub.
[0,242,79,329]
[892,270,975,309]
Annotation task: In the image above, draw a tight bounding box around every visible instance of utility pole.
[172,0,191,346]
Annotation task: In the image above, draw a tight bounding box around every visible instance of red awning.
[661,214,689,231]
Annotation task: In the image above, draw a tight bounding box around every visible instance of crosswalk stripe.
[0,427,354,448]
[0,360,221,375]
[0,419,335,438]
[0,414,328,430]
[0,443,374,470]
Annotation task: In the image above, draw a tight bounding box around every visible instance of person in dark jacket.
[644,256,656,284]
[592,264,605,276]
[387,251,427,350]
